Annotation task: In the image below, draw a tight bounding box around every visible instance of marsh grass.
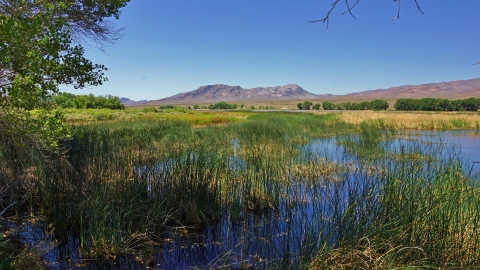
[340,111,480,130]
[53,107,254,125]
[2,112,480,268]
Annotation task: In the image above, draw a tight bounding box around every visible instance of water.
[400,130,480,160]
[3,130,480,269]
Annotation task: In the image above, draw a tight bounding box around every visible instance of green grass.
[45,107,255,125]
[1,112,480,268]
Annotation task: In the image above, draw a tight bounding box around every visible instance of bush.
[208,102,237,109]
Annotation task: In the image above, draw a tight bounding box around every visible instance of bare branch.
[342,0,359,20]
[414,0,424,14]
[310,0,425,26]
[308,0,341,27]
[390,0,401,22]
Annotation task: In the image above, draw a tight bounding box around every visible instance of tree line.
[297,100,389,110]
[322,100,389,110]
[52,92,125,110]
[394,98,480,111]
[297,101,321,110]
[207,102,238,109]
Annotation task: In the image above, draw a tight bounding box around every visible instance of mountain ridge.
[122,78,480,105]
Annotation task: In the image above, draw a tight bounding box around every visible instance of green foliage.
[0,7,107,111]
[52,92,124,109]
[298,101,313,110]
[322,100,389,110]
[369,99,389,110]
[0,0,129,237]
[158,105,181,110]
[208,102,238,109]
[394,97,480,111]
[2,112,480,268]
[313,103,321,110]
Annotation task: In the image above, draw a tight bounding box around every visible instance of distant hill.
[143,84,319,105]
[344,78,480,100]
[119,97,149,106]
[120,79,480,106]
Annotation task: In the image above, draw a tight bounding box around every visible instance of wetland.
[1,111,480,269]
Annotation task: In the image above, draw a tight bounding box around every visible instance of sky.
[62,1,480,101]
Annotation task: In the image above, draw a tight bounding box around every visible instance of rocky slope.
[121,78,480,105]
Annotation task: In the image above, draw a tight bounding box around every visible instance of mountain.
[144,84,319,104]
[119,97,149,105]
[344,78,480,99]
[120,78,480,106]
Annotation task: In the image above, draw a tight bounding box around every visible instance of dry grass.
[59,108,254,125]
[310,240,428,270]
[339,111,480,130]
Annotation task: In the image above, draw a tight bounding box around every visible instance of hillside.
[344,78,480,100]
[122,78,480,106]
[143,84,319,105]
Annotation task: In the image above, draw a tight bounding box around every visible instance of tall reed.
[3,112,480,268]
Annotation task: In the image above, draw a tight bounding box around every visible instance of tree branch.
[308,0,341,28]
[341,0,359,20]
[310,0,425,26]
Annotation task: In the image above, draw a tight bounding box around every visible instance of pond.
[4,129,480,269]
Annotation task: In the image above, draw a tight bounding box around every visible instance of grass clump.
[2,111,480,268]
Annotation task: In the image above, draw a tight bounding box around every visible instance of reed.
[2,111,480,268]
[339,110,480,130]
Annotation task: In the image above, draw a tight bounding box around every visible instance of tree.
[310,0,424,27]
[302,101,313,110]
[314,103,321,110]
[0,0,129,133]
[322,101,335,110]
[0,0,129,218]
[370,100,389,110]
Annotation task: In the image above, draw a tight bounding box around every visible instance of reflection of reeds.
[339,111,480,129]
[2,112,480,268]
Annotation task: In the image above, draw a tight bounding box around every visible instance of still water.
[4,130,480,269]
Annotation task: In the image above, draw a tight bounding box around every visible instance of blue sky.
[62,1,480,100]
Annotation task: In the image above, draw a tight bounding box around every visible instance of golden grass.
[338,111,480,130]
[60,108,255,125]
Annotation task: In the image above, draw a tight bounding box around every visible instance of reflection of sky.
[7,130,480,269]
[400,130,480,163]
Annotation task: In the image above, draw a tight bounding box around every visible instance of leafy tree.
[394,97,480,111]
[193,104,200,109]
[302,101,313,110]
[159,105,175,109]
[297,103,303,110]
[208,102,237,109]
[322,101,335,110]
[0,0,129,221]
[370,100,389,110]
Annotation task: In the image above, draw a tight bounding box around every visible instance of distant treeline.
[297,101,321,110]
[322,100,389,110]
[394,98,480,111]
[52,92,125,110]
[208,102,238,109]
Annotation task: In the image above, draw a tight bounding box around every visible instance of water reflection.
[4,130,480,269]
